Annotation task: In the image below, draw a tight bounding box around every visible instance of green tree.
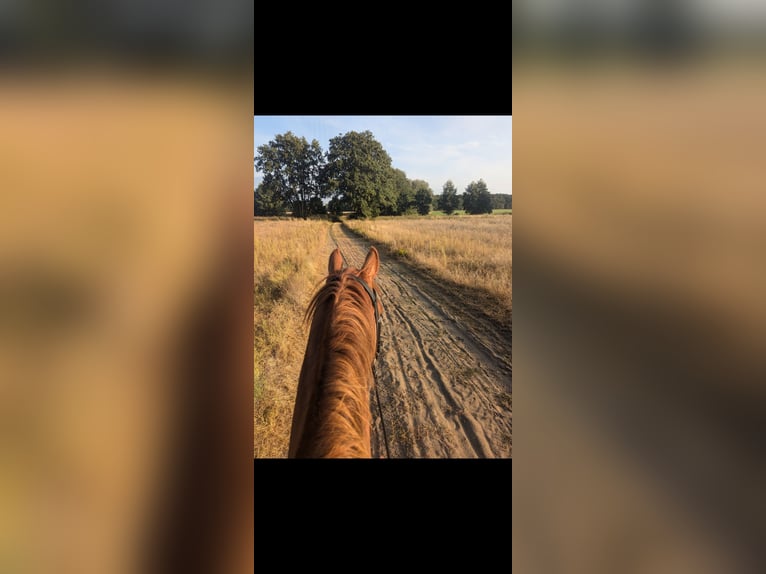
[463,179,493,214]
[307,196,327,215]
[384,168,414,216]
[324,130,395,218]
[327,195,351,217]
[438,180,459,215]
[462,190,474,214]
[490,193,513,210]
[254,131,327,220]
[378,170,398,216]
[254,181,286,216]
[412,180,434,216]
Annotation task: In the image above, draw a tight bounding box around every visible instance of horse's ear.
[360,246,380,280]
[328,249,343,275]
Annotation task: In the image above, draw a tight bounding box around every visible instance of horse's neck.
[290,306,374,458]
[305,363,373,458]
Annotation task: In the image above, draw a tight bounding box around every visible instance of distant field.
[345,214,512,312]
[253,218,330,458]
[430,209,512,216]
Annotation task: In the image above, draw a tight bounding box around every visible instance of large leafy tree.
[378,171,398,216]
[463,179,493,214]
[412,179,434,216]
[254,181,286,216]
[438,180,460,215]
[324,130,395,218]
[327,195,351,216]
[254,131,326,219]
[389,168,414,215]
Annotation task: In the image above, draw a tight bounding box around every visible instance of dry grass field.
[254,214,513,458]
[253,218,331,457]
[345,215,512,312]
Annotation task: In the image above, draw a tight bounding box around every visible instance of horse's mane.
[290,268,377,458]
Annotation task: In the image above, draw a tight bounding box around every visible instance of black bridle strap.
[347,274,381,357]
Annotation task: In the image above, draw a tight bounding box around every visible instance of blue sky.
[253,116,512,195]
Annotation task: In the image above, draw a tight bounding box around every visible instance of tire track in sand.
[329,223,512,458]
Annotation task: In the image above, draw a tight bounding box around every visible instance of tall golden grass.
[345,215,512,312]
[253,218,330,458]
[254,214,512,456]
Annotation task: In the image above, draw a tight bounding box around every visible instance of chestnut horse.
[288,246,382,458]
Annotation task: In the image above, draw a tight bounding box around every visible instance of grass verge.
[253,218,331,458]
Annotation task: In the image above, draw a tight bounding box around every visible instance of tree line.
[254,130,505,218]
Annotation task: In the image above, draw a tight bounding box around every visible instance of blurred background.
[514,1,766,572]
[0,2,253,573]
[6,0,766,570]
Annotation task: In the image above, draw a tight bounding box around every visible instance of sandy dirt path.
[329,223,512,458]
